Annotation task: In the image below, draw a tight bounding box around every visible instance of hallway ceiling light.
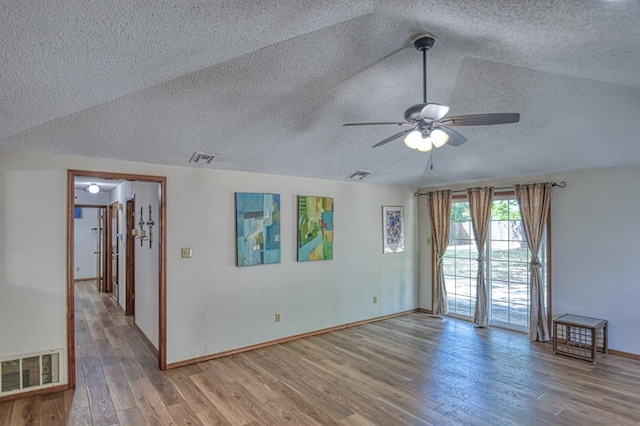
[87,183,100,194]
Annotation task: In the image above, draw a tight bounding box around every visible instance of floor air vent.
[1,349,63,396]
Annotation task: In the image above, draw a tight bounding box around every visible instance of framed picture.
[235,192,281,266]
[382,206,404,254]
[297,195,333,261]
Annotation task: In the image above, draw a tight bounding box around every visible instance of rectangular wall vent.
[0,349,63,396]
[189,151,216,164]
[346,170,372,180]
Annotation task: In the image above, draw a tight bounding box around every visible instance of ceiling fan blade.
[343,122,408,127]
[419,103,449,121]
[439,126,467,147]
[372,127,416,148]
[439,113,520,126]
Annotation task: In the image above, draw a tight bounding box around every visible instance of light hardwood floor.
[1,280,639,425]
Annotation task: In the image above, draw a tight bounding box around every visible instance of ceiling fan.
[343,33,520,152]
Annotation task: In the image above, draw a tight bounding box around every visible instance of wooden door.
[125,198,136,316]
[101,206,113,293]
[110,201,119,300]
[98,207,106,292]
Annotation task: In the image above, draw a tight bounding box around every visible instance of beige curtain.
[428,190,452,315]
[515,183,552,342]
[467,187,494,327]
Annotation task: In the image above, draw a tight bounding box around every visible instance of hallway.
[0,280,161,425]
[73,280,160,424]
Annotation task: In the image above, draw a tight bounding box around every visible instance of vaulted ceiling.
[2,0,639,186]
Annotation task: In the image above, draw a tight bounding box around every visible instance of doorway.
[109,201,119,301]
[125,196,136,316]
[67,170,167,390]
[72,205,105,288]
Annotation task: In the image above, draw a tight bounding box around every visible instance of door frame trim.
[107,200,120,296]
[67,170,168,389]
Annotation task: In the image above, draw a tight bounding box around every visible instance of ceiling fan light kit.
[403,127,450,151]
[343,33,520,151]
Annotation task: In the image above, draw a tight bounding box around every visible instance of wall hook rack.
[132,204,154,248]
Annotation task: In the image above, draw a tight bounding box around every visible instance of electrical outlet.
[181,248,193,258]
[275,313,281,322]
[373,296,378,304]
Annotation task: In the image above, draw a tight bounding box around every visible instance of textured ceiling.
[2,0,639,187]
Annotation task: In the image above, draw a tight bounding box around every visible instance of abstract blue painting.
[235,192,281,266]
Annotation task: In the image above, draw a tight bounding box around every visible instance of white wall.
[74,207,100,279]
[417,166,640,354]
[552,167,640,354]
[131,182,160,349]
[74,188,109,205]
[166,171,417,362]
[0,149,417,379]
[0,157,68,382]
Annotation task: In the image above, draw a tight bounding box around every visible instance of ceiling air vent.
[189,151,216,165]
[346,170,371,180]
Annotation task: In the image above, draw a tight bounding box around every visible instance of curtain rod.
[414,181,566,197]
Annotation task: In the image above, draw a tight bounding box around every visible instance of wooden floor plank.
[39,391,67,426]
[67,406,93,426]
[191,373,258,425]
[432,403,492,426]
[165,368,227,419]
[80,344,119,425]
[9,396,40,426]
[127,377,165,410]
[103,363,137,412]
[1,280,639,425]
[0,400,12,425]
[339,413,377,426]
[116,406,146,425]
[166,400,205,425]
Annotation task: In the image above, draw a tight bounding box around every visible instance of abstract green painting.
[297,195,333,261]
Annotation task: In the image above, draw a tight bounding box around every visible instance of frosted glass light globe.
[431,128,450,148]
[404,131,421,149]
[416,137,433,152]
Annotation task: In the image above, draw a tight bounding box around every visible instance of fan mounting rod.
[411,33,436,104]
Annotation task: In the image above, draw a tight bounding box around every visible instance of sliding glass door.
[443,198,547,329]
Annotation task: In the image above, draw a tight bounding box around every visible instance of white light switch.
[181,248,193,258]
